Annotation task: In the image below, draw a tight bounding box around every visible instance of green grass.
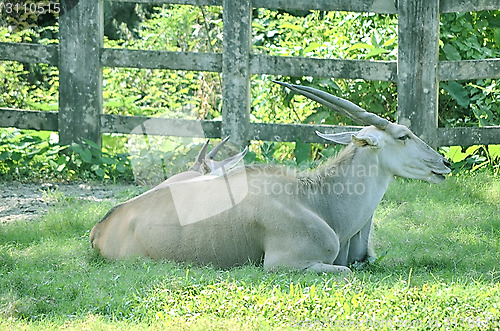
[1,172,499,330]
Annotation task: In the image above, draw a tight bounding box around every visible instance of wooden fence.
[1,0,500,148]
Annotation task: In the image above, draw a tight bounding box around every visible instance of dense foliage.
[0,5,499,181]
[0,129,132,182]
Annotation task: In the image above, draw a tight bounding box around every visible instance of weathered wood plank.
[221,0,252,146]
[249,122,362,143]
[112,0,397,12]
[439,59,500,81]
[100,53,500,83]
[58,0,103,146]
[100,114,221,138]
[100,50,397,81]
[101,48,222,72]
[0,108,58,131]
[438,127,500,146]
[253,0,397,13]
[112,0,222,6]
[111,0,500,12]
[3,109,498,146]
[250,55,396,81]
[397,0,440,147]
[0,43,58,65]
[440,0,500,13]
[99,113,362,143]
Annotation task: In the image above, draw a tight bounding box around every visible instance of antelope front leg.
[333,240,350,266]
[305,262,352,274]
[347,215,375,265]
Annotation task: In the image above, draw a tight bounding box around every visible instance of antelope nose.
[443,158,451,168]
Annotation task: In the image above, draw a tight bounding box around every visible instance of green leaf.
[243,150,257,164]
[304,110,329,124]
[26,102,58,111]
[94,167,105,178]
[447,146,468,163]
[84,139,101,151]
[0,151,11,161]
[56,163,66,172]
[260,142,276,162]
[294,139,311,165]
[78,148,93,163]
[303,42,321,54]
[488,145,500,159]
[46,145,68,156]
[442,44,461,60]
[116,163,127,173]
[465,145,480,156]
[101,156,117,165]
[382,36,397,47]
[104,98,123,108]
[365,48,389,59]
[494,28,500,46]
[471,104,493,127]
[346,43,374,52]
[280,22,303,32]
[283,89,296,108]
[11,152,23,161]
[441,82,469,108]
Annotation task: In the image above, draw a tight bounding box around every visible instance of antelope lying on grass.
[90,82,451,274]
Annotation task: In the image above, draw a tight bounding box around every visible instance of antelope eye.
[398,134,410,141]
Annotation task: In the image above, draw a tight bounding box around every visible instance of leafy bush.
[0,129,132,182]
[251,10,398,126]
[0,129,247,185]
[102,5,223,120]
[1,6,499,178]
[439,11,500,127]
[441,145,500,175]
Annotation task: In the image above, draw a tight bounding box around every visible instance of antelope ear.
[315,131,358,145]
[352,133,379,147]
[209,146,248,176]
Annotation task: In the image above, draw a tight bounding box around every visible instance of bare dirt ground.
[0,181,140,223]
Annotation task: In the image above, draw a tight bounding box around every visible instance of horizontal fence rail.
[113,0,500,14]
[3,107,500,146]
[1,0,499,148]
[2,45,500,82]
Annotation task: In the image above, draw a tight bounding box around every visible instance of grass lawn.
[0,172,499,330]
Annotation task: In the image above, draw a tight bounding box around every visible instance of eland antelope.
[90,82,451,274]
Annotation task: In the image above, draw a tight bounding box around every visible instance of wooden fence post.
[58,0,103,146]
[222,0,252,146]
[397,0,440,148]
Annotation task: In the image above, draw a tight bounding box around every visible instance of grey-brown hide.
[90,83,451,274]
